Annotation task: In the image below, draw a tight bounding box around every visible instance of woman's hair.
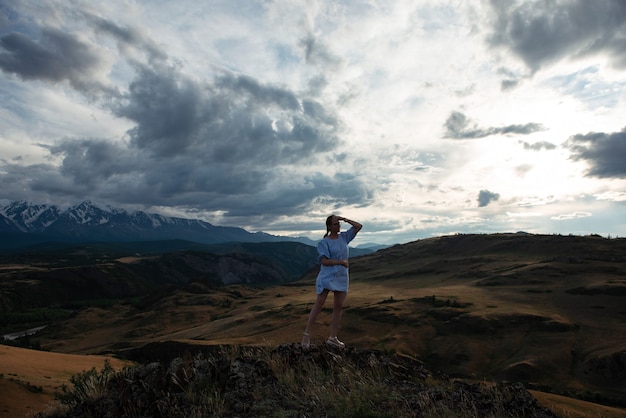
[323,215,334,238]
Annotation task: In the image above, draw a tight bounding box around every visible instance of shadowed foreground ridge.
[39,342,555,418]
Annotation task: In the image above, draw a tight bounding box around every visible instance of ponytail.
[323,215,334,238]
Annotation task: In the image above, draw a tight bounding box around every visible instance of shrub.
[41,345,555,418]
[55,360,117,407]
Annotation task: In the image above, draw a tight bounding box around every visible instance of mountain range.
[0,200,321,250]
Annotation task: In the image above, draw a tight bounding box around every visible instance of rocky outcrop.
[39,342,555,418]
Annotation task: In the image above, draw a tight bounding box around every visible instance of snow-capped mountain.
[0,200,316,249]
[1,201,62,232]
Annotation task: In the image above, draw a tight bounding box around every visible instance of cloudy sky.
[1,0,625,245]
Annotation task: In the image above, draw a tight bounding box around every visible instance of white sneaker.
[326,336,345,349]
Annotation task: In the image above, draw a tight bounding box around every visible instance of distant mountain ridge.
[0,200,318,250]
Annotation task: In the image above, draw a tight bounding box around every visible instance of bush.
[55,360,117,407]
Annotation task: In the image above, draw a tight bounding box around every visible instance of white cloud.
[595,191,626,202]
[551,212,592,221]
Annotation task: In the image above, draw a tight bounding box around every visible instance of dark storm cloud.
[0,14,368,218]
[44,137,272,205]
[114,64,206,157]
[478,189,500,207]
[0,160,76,201]
[488,0,626,71]
[44,139,138,189]
[114,62,339,165]
[215,72,300,110]
[444,111,545,139]
[0,27,109,93]
[26,135,367,218]
[221,172,371,217]
[564,127,626,178]
[37,56,358,214]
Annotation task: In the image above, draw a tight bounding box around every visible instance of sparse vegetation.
[55,360,117,408]
[39,344,555,418]
[411,295,473,309]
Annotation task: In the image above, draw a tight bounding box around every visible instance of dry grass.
[0,345,131,417]
[530,390,626,418]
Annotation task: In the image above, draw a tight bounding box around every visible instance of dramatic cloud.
[488,0,626,71]
[48,65,360,212]
[565,127,626,178]
[114,64,337,165]
[444,111,545,139]
[0,1,625,243]
[0,27,112,94]
[0,10,368,219]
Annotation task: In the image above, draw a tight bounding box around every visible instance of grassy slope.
[530,391,626,418]
[0,345,131,417]
[342,235,626,397]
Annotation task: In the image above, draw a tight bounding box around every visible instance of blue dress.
[315,227,357,294]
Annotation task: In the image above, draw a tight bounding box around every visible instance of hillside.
[344,233,626,402]
[0,241,325,316]
[0,239,373,315]
[2,233,626,415]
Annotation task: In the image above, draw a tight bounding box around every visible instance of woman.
[302,215,362,349]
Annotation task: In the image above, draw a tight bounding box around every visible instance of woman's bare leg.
[329,291,347,338]
[303,290,329,345]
